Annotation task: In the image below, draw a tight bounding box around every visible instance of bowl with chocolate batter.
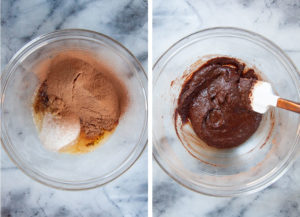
[1,29,147,190]
[153,27,300,196]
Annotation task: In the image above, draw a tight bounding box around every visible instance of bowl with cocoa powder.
[1,29,147,190]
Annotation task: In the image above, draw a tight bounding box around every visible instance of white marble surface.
[153,0,300,217]
[1,0,147,217]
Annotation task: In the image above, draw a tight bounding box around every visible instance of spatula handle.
[277,98,300,113]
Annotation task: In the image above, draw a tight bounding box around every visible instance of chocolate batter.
[177,57,262,149]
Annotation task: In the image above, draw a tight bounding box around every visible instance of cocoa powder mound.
[35,57,121,139]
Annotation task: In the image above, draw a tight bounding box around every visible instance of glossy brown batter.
[177,57,262,149]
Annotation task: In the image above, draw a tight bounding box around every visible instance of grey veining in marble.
[1,0,148,69]
[1,0,147,217]
[153,0,300,217]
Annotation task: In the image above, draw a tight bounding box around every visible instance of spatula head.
[251,80,278,114]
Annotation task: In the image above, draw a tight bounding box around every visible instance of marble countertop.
[153,0,300,217]
[1,0,147,217]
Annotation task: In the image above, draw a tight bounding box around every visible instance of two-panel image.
[1,0,300,217]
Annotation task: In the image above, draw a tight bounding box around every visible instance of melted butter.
[33,108,117,154]
[59,127,116,154]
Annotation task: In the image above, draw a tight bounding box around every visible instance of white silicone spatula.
[250,80,300,114]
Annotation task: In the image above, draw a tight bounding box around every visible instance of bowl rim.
[1,28,148,190]
[152,26,300,197]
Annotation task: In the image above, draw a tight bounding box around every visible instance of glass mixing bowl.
[153,27,300,196]
[1,29,147,190]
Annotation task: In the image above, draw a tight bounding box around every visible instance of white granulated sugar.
[40,113,80,151]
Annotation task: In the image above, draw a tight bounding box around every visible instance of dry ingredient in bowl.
[33,51,128,154]
[176,57,262,149]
